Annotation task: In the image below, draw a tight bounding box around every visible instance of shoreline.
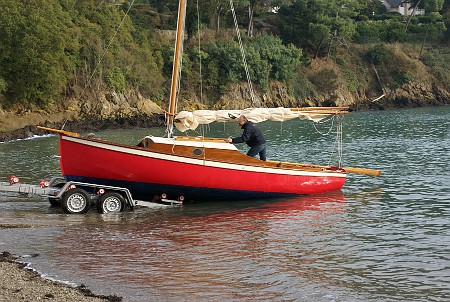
[0,114,165,143]
[2,103,450,143]
[0,251,122,301]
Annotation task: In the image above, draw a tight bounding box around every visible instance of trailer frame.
[0,176,182,214]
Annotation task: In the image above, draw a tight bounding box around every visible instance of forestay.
[174,107,348,132]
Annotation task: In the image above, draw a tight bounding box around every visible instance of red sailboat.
[39,0,378,205]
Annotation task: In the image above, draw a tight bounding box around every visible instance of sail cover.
[174,107,344,132]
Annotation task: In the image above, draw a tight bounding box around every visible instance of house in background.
[381,0,426,16]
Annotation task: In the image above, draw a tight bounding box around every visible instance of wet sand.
[0,251,122,302]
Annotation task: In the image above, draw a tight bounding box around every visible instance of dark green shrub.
[106,67,126,93]
[366,44,388,65]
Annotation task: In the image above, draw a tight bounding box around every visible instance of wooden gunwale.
[175,136,228,143]
[44,128,345,174]
[294,111,348,115]
[68,136,338,173]
[145,141,341,174]
[289,106,349,111]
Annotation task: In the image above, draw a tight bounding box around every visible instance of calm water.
[0,107,449,301]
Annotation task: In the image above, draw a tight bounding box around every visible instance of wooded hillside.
[0,0,449,113]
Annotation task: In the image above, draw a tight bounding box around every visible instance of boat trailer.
[0,176,182,214]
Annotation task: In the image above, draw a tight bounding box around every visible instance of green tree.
[278,0,360,54]
[357,0,386,18]
[106,67,126,92]
[200,35,303,92]
[354,21,383,43]
[252,35,305,80]
[424,0,445,12]
[278,0,327,48]
[0,0,77,106]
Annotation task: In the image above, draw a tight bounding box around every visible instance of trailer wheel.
[61,188,90,214]
[48,197,60,207]
[96,192,125,214]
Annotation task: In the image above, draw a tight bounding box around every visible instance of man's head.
[237,115,248,126]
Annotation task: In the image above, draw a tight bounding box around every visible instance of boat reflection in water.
[50,191,347,301]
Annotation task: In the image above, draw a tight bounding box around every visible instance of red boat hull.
[59,136,346,201]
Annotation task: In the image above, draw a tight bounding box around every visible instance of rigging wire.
[62,0,136,130]
[321,115,344,168]
[196,0,206,143]
[81,0,136,99]
[197,0,203,104]
[310,115,344,167]
[229,0,257,106]
[175,1,187,124]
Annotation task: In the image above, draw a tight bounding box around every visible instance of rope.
[229,0,256,105]
[325,115,344,168]
[312,115,336,136]
[335,116,343,167]
[311,115,344,167]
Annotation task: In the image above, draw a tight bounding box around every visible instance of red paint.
[59,136,346,196]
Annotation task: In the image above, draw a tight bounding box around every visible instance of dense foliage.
[0,0,449,108]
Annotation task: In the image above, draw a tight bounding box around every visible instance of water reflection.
[48,192,348,301]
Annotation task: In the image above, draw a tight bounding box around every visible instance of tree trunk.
[215,5,223,35]
[419,25,430,58]
[247,1,256,37]
[314,35,326,59]
[326,30,336,60]
[405,0,422,30]
[372,63,385,94]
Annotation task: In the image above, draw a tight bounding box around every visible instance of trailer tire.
[61,188,90,214]
[48,197,60,207]
[96,192,125,214]
[48,182,65,207]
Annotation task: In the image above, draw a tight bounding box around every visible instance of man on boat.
[226,115,267,161]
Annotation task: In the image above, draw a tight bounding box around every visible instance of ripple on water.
[0,107,450,301]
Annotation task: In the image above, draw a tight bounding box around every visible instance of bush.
[366,44,388,65]
[354,21,383,43]
[106,67,126,93]
[252,35,305,81]
[201,35,305,93]
[288,70,316,99]
[421,47,450,87]
[389,70,413,89]
[0,78,6,97]
[308,69,339,94]
[381,21,408,42]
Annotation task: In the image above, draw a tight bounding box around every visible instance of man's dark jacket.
[232,121,266,147]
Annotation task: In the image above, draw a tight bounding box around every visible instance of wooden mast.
[167,0,187,138]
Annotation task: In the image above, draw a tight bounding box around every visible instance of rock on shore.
[0,90,165,142]
[0,251,121,302]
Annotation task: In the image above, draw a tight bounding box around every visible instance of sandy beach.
[0,251,121,302]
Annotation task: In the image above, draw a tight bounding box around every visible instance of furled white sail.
[174,107,347,132]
